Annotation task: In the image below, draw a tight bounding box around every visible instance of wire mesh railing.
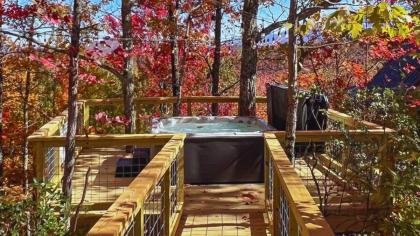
[266,126,394,234]
[87,134,185,236]
[265,133,335,236]
[278,183,290,236]
[293,132,386,212]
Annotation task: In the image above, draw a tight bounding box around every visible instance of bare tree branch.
[1,30,124,80]
[257,1,341,41]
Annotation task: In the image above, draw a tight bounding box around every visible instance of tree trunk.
[23,18,35,191]
[239,0,258,116]
[63,0,81,199]
[0,16,3,185]
[211,2,222,116]
[23,40,32,191]
[285,0,299,163]
[122,0,136,134]
[169,0,181,116]
[179,16,191,91]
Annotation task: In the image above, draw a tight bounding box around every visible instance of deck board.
[176,184,271,236]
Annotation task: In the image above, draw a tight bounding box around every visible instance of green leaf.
[350,22,363,38]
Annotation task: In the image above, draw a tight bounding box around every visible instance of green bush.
[344,87,420,235]
[0,181,69,236]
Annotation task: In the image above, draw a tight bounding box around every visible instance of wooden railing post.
[33,141,46,182]
[264,142,270,205]
[373,134,394,208]
[83,102,90,130]
[341,142,350,179]
[134,206,144,235]
[178,146,185,204]
[164,170,170,236]
[289,208,299,236]
[187,102,192,116]
[272,171,280,236]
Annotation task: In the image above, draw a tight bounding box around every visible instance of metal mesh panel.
[324,138,381,192]
[69,147,139,204]
[124,217,140,236]
[144,179,165,236]
[44,147,58,182]
[278,185,289,236]
[170,154,178,223]
[293,134,382,219]
[43,120,67,183]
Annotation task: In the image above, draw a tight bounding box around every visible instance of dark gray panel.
[185,136,264,184]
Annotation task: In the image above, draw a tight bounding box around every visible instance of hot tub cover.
[152,116,273,136]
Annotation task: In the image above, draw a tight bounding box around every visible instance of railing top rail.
[28,133,175,147]
[264,133,335,236]
[31,110,68,137]
[327,109,384,129]
[267,129,395,143]
[81,96,267,106]
[87,134,186,236]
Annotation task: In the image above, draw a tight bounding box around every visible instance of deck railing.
[79,96,268,133]
[30,109,69,183]
[86,134,185,236]
[28,96,396,235]
[29,96,372,185]
[29,133,176,206]
[264,133,335,236]
[266,128,395,233]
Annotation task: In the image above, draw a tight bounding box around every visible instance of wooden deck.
[72,147,135,205]
[72,147,376,234]
[175,184,271,236]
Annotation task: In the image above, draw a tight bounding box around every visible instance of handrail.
[81,96,268,106]
[32,110,68,137]
[267,129,395,142]
[327,109,384,129]
[87,134,186,236]
[264,133,335,236]
[28,134,174,147]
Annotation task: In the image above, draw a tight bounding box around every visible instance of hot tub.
[152,116,273,184]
